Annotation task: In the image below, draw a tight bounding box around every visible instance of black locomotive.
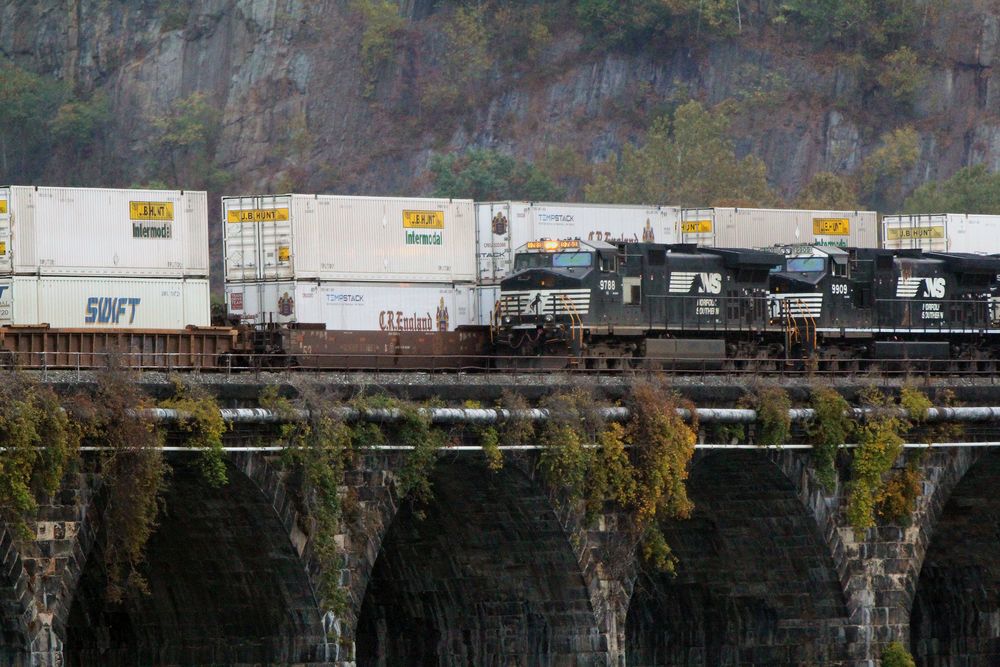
[494,239,1000,368]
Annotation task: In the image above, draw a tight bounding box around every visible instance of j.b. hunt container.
[0,186,209,277]
[223,194,476,283]
[225,281,476,332]
[476,201,681,284]
[881,214,1000,253]
[680,207,878,249]
[0,276,210,328]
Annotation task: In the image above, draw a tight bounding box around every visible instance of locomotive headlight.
[503,316,512,324]
[544,314,554,322]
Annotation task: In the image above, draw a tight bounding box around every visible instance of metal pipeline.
[140,405,1000,425]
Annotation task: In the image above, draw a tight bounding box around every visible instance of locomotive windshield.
[552,252,593,268]
[786,257,826,273]
[514,251,593,271]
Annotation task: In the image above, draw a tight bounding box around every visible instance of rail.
[1,348,999,379]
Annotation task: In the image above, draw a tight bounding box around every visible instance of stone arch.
[771,445,982,662]
[910,448,1000,665]
[625,450,850,666]
[0,524,34,665]
[62,457,328,666]
[354,458,612,665]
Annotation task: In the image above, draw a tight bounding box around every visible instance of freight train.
[493,239,1000,370]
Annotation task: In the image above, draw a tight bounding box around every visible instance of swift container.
[0,276,210,328]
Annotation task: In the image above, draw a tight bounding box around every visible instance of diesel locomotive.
[494,239,1000,368]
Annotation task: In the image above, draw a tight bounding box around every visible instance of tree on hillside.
[795,172,859,209]
[859,126,920,212]
[584,100,777,207]
[0,63,65,182]
[903,165,1000,214]
[50,93,112,185]
[430,149,564,201]
[147,93,228,190]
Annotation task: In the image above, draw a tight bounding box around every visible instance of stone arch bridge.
[0,374,997,666]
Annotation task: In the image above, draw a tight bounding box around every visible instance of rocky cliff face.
[1,0,998,202]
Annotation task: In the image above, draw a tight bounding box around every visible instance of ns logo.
[896,276,946,299]
[668,272,723,295]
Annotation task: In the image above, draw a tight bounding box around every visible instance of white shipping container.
[226,281,476,332]
[476,201,680,284]
[881,213,1000,253]
[0,276,209,328]
[680,207,878,249]
[0,186,209,277]
[222,194,476,283]
[475,285,501,326]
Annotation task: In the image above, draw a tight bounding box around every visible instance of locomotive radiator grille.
[500,289,592,316]
[769,293,823,318]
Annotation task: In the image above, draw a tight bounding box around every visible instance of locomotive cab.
[496,238,617,354]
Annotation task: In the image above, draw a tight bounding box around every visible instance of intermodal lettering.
[226,208,290,223]
[129,201,174,221]
[132,222,172,239]
[84,297,141,325]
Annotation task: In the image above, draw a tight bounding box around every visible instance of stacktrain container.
[476,201,680,284]
[0,276,210,328]
[223,194,476,283]
[881,213,1000,253]
[225,281,476,332]
[0,186,209,277]
[680,207,878,249]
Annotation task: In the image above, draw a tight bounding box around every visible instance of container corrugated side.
[0,276,209,328]
[226,281,476,331]
[681,208,878,248]
[223,194,477,283]
[882,213,1000,253]
[4,186,209,277]
[476,201,681,284]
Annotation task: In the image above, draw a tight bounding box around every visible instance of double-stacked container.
[0,186,210,328]
[223,194,478,331]
[680,207,879,249]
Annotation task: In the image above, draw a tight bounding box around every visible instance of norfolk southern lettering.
[85,297,141,325]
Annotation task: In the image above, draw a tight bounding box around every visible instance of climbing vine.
[846,387,934,535]
[261,386,358,615]
[160,377,228,486]
[84,363,167,602]
[881,641,916,667]
[392,401,450,515]
[741,386,792,447]
[807,387,854,490]
[0,374,82,540]
[532,384,697,574]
